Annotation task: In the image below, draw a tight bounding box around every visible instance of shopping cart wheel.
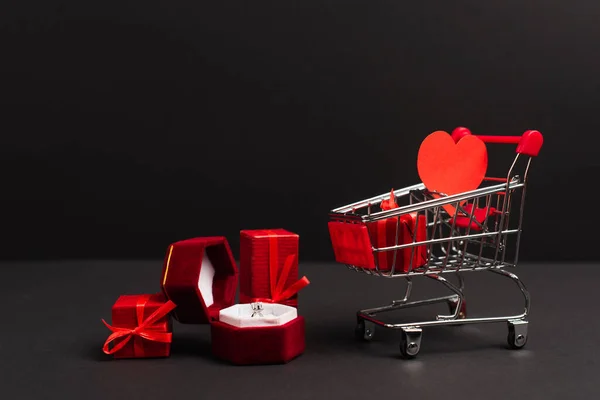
[507,320,528,349]
[400,327,422,358]
[447,297,467,323]
[355,319,375,341]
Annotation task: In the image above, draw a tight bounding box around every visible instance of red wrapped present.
[160,237,238,324]
[367,212,428,272]
[365,189,427,272]
[328,189,428,272]
[102,293,176,359]
[239,229,309,308]
[211,303,305,365]
[328,221,377,268]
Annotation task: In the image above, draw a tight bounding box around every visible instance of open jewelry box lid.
[160,237,238,324]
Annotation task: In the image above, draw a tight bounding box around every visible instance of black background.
[1,0,596,262]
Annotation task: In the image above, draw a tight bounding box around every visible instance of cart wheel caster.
[355,319,375,341]
[400,327,422,359]
[507,320,528,349]
[447,297,467,324]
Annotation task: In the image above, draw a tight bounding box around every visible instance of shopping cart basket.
[328,127,543,358]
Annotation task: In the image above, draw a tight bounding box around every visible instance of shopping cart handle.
[451,127,543,157]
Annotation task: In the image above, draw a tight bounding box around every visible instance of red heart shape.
[417,130,488,215]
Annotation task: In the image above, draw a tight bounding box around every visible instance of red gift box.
[239,229,309,307]
[160,237,238,324]
[102,293,176,359]
[367,213,428,272]
[329,189,428,272]
[211,303,305,365]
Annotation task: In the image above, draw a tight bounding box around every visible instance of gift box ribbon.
[102,295,176,356]
[252,232,310,304]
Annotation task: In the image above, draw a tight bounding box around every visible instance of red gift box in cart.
[328,127,543,358]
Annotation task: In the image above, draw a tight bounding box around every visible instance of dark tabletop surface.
[0,260,597,399]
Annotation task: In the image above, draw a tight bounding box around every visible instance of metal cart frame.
[328,128,543,358]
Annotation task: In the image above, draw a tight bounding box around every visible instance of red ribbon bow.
[102,296,176,355]
[252,233,310,304]
[380,188,398,211]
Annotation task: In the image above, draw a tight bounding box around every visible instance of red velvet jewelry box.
[211,229,308,365]
[211,303,306,365]
[160,237,238,324]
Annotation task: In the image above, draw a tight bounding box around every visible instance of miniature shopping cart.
[328,127,543,358]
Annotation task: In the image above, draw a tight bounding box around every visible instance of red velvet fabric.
[211,316,305,365]
[239,229,300,307]
[367,213,428,272]
[108,293,172,359]
[160,237,238,324]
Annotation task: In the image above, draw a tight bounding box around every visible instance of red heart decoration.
[417,130,488,215]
